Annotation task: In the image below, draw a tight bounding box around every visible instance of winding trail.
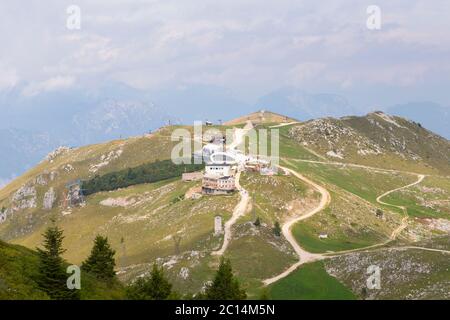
[376,174,425,210]
[269,122,300,128]
[212,121,253,256]
[262,166,330,285]
[211,172,249,256]
[211,123,436,284]
[376,174,425,239]
[263,163,430,286]
[287,157,429,176]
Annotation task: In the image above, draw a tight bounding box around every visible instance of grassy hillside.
[268,261,356,300]
[288,112,450,175]
[0,240,125,300]
[0,112,448,299]
[224,110,298,126]
[383,175,450,219]
[325,246,450,300]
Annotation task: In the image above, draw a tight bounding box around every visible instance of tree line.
[36,221,249,300]
[82,159,204,195]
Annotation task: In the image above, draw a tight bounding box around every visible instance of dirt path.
[227,121,254,150]
[212,122,253,256]
[263,163,427,285]
[262,166,330,285]
[321,174,425,257]
[287,157,428,177]
[376,174,425,238]
[211,172,249,256]
[393,246,450,254]
[269,122,300,128]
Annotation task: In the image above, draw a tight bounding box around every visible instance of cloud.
[0,63,19,90]
[288,62,327,85]
[0,0,450,104]
[22,76,76,97]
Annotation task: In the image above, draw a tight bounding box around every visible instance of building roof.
[206,163,232,167]
[203,173,234,180]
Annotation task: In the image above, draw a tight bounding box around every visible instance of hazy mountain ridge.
[1,83,449,183]
[256,87,358,120]
[288,112,450,174]
[0,111,448,299]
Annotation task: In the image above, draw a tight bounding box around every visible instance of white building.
[205,164,233,177]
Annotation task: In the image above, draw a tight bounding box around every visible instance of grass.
[8,177,238,296]
[279,126,322,161]
[292,222,376,253]
[325,247,450,299]
[268,261,356,300]
[240,171,320,224]
[283,160,417,212]
[383,176,450,219]
[290,188,396,253]
[226,223,297,298]
[0,240,125,300]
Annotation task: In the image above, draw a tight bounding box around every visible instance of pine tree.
[254,217,261,227]
[273,221,281,237]
[82,235,116,281]
[204,258,246,300]
[126,263,173,300]
[36,223,79,300]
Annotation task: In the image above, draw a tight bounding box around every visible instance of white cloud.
[0,63,19,90]
[288,62,327,85]
[0,0,449,102]
[22,76,76,97]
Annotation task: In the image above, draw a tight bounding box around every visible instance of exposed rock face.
[0,208,8,223]
[89,149,123,173]
[43,187,56,210]
[325,249,450,300]
[67,184,84,207]
[62,164,74,173]
[45,146,70,163]
[35,174,48,186]
[49,171,58,181]
[179,267,190,280]
[12,184,37,211]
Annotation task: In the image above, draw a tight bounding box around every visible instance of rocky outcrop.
[0,208,9,223]
[45,146,71,163]
[43,187,56,210]
[49,171,58,181]
[35,174,48,186]
[12,184,37,211]
[89,149,123,173]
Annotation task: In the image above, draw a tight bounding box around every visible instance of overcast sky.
[1,0,450,106]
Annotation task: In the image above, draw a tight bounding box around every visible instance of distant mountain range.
[0,111,448,299]
[0,83,448,184]
[255,87,359,120]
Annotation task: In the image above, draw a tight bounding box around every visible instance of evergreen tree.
[273,221,281,237]
[126,264,173,300]
[36,223,79,300]
[82,235,116,281]
[254,217,261,227]
[204,258,246,300]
